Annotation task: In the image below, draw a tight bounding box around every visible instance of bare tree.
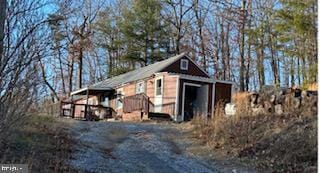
[0,0,6,57]
[162,0,194,54]
[0,0,50,137]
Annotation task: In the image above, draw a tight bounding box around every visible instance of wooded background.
[0,0,317,128]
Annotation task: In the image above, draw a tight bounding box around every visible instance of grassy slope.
[190,114,317,172]
[0,115,77,172]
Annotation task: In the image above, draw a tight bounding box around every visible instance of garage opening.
[182,84,208,121]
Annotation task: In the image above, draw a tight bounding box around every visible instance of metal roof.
[89,52,188,90]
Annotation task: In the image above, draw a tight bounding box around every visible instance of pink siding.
[109,72,178,120]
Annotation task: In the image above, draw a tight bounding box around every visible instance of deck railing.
[123,93,149,114]
[60,101,115,120]
[149,101,175,115]
[123,94,175,116]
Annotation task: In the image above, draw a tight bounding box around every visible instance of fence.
[60,101,115,120]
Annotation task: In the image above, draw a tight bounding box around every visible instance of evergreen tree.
[275,0,317,85]
[119,0,171,67]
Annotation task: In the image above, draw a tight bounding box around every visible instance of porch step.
[148,112,172,121]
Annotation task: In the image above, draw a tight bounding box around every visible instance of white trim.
[174,76,180,121]
[71,87,88,95]
[168,73,214,83]
[116,88,124,110]
[183,54,210,77]
[180,59,189,70]
[154,76,164,96]
[168,73,234,86]
[154,75,164,112]
[212,83,216,117]
[214,79,235,85]
[181,82,201,121]
[135,80,145,94]
[71,87,113,95]
[155,53,210,78]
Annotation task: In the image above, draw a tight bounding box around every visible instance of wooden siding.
[161,57,209,77]
[214,82,232,106]
[161,73,177,115]
[108,73,178,117]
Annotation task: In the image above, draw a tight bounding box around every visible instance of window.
[180,59,189,70]
[155,78,162,96]
[116,90,123,109]
[100,95,109,107]
[136,81,145,94]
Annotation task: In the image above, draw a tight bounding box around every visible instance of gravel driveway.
[68,121,219,173]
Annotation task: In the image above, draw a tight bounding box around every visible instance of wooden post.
[70,94,74,118]
[84,88,89,120]
[60,101,63,116]
[71,103,75,118]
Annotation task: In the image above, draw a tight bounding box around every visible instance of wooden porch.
[123,93,175,120]
[60,101,115,120]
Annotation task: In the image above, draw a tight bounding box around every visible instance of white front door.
[154,77,163,112]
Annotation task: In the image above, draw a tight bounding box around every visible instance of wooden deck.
[60,101,115,120]
[123,94,175,120]
[123,93,149,114]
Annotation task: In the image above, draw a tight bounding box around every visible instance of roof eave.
[70,87,114,96]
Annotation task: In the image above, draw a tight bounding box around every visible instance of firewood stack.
[248,87,317,116]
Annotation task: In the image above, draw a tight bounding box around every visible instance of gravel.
[68,121,219,173]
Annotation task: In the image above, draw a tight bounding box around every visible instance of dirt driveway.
[68,120,255,173]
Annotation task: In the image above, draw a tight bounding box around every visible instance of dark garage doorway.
[183,85,198,121]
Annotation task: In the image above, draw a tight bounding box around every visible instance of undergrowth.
[191,98,317,172]
[0,115,76,172]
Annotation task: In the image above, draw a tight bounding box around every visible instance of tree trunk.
[57,43,66,95]
[220,21,226,80]
[39,59,60,101]
[290,58,295,87]
[245,0,252,91]
[297,57,301,86]
[269,35,280,87]
[256,37,265,90]
[225,22,231,80]
[0,0,6,57]
[77,47,83,89]
[68,55,74,96]
[239,0,246,91]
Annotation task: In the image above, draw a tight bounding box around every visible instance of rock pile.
[248,87,317,116]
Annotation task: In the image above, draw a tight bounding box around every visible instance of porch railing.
[123,93,149,114]
[149,101,175,115]
[60,101,115,120]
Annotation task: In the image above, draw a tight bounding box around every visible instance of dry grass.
[306,83,317,91]
[0,115,77,172]
[191,97,317,172]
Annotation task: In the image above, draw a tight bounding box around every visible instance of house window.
[136,81,145,94]
[116,90,123,109]
[180,59,189,70]
[155,78,162,96]
[100,95,109,107]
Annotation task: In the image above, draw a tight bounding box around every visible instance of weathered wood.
[123,93,149,114]
[60,101,113,119]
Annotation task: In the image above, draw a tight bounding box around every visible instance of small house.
[65,52,233,122]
